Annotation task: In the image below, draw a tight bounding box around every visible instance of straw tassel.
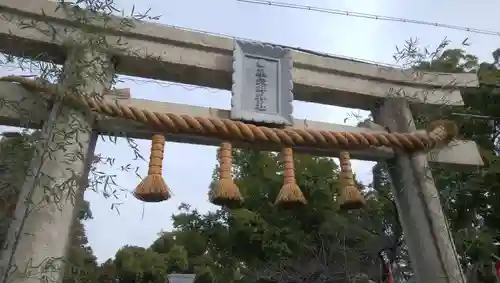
[209,141,243,208]
[134,134,171,202]
[338,151,365,210]
[275,147,307,208]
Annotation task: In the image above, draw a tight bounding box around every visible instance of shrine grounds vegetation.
[1,0,500,282]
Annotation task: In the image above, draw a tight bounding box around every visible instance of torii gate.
[0,1,483,283]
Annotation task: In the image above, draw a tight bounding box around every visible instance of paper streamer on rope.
[134,134,171,202]
[338,151,365,210]
[209,141,243,208]
[275,147,307,208]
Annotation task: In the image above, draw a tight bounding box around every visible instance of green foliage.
[0,133,35,248]
[93,148,396,282]
[97,259,117,283]
[141,150,393,282]
[150,232,176,254]
[113,246,169,283]
[165,245,189,272]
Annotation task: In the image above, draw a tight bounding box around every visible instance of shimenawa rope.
[338,151,365,209]
[209,141,244,208]
[0,76,459,209]
[275,147,306,208]
[134,134,171,202]
[0,76,458,152]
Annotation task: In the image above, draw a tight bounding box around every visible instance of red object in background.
[378,248,395,283]
[379,253,394,283]
[495,262,500,283]
[387,263,394,283]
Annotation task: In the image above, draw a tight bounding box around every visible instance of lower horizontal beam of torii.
[0,81,483,168]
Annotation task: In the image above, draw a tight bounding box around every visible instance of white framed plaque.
[231,40,294,125]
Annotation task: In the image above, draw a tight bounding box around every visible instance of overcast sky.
[1,0,500,263]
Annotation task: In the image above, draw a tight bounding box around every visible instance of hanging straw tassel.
[134,134,171,202]
[209,141,243,208]
[275,147,307,208]
[338,151,365,210]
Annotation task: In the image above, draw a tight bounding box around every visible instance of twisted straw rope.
[1,76,454,152]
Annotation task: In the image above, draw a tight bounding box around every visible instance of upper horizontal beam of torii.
[0,81,483,168]
[0,0,477,110]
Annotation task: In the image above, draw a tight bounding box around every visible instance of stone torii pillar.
[373,98,466,283]
[0,47,114,283]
